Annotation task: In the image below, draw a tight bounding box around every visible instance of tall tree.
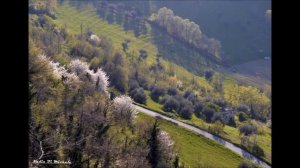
[147,120,160,168]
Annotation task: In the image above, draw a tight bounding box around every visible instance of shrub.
[227,116,237,127]
[89,56,101,71]
[178,105,193,120]
[210,121,224,135]
[250,120,266,135]
[167,87,178,96]
[186,94,198,105]
[238,112,249,122]
[204,70,214,81]
[212,113,225,123]
[177,97,192,109]
[206,102,221,112]
[150,86,165,102]
[112,52,124,66]
[239,124,257,136]
[251,144,265,157]
[177,98,194,120]
[183,90,193,98]
[148,84,155,91]
[54,53,70,66]
[237,104,250,113]
[109,65,128,93]
[194,101,204,118]
[70,41,100,60]
[183,90,197,103]
[128,79,140,92]
[139,49,148,60]
[160,95,170,104]
[137,76,149,90]
[202,106,216,122]
[108,87,120,100]
[38,15,55,28]
[130,87,147,104]
[163,96,179,112]
[122,41,129,52]
[213,99,227,109]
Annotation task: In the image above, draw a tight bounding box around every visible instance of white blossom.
[69,59,109,94]
[37,54,49,62]
[112,96,138,124]
[69,59,90,76]
[48,61,67,78]
[37,55,111,94]
[158,131,174,147]
[157,130,175,162]
[89,34,101,44]
[90,68,109,93]
[62,72,81,85]
[37,54,80,84]
[113,96,136,114]
[38,55,110,94]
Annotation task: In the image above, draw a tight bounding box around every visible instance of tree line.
[150,7,222,59]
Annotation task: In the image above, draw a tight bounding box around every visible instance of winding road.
[133,105,271,168]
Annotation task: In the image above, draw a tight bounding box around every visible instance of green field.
[137,113,245,168]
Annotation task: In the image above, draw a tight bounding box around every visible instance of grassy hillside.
[55,1,270,92]
[54,1,213,92]
[137,113,246,167]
